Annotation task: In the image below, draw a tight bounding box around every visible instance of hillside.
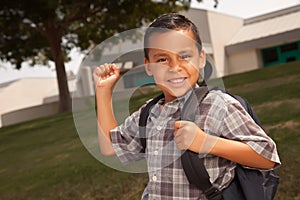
[0,61,299,199]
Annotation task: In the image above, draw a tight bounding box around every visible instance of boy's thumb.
[174,120,187,129]
[110,63,121,77]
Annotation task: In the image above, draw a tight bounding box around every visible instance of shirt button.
[152,175,157,181]
[154,150,158,155]
[157,125,162,130]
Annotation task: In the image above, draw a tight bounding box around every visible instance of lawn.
[0,61,299,199]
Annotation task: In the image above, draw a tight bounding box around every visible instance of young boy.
[93,13,280,199]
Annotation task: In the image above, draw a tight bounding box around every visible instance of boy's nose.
[169,59,182,72]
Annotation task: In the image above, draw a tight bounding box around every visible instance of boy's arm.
[174,121,276,169]
[209,136,275,169]
[93,64,120,156]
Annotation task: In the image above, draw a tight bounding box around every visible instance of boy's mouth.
[167,77,187,84]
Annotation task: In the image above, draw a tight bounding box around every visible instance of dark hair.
[144,13,202,60]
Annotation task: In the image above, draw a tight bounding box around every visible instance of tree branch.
[61,3,104,28]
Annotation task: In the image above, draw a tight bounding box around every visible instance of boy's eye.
[156,58,168,63]
[180,54,192,60]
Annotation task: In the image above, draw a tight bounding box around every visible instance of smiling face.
[144,29,206,103]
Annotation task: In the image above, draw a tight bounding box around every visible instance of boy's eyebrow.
[153,53,167,57]
[151,48,194,58]
[178,49,193,54]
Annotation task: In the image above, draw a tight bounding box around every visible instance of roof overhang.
[225,8,300,55]
[226,28,300,55]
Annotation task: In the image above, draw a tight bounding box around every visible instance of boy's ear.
[198,50,206,81]
[199,49,206,70]
[144,58,153,76]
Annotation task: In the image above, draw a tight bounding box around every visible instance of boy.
[93,13,280,199]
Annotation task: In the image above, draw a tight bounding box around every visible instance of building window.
[123,70,155,89]
[280,43,298,53]
[261,41,300,67]
[262,48,279,64]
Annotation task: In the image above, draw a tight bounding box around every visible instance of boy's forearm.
[209,136,275,169]
[96,89,117,156]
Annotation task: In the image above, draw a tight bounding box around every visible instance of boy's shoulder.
[202,89,239,106]
[197,88,252,119]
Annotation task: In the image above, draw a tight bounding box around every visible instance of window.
[286,57,296,62]
[280,42,298,53]
[261,40,300,67]
[123,70,155,88]
[262,48,278,64]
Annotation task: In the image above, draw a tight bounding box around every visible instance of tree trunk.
[44,21,72,112]
[54,47,72,112]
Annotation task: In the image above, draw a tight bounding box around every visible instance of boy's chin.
[165,87,192,100]
[157,83,194,100]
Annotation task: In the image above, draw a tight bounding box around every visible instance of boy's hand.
[174,121,217,154]
[93,63,120,90]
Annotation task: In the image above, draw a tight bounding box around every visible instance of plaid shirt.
[110,89,280,200]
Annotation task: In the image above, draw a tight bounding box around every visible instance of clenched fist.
[93,63,121,90]
[174,120,218,154]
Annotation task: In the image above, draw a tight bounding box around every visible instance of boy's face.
[144,29,205,103]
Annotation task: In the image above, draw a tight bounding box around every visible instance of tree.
[0,0,210,112]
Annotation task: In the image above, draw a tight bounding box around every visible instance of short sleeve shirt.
[110,89,281,200]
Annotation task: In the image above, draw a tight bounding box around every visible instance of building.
[77,5,300,98]
[1,5,299,127]
[225,5,300,74]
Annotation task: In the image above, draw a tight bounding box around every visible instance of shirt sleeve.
[200,90,281,166]
[110,106,146,164]
[220,93,281,166]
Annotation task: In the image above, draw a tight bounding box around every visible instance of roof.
[226,5,300,48]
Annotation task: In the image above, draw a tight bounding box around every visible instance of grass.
[223,61,300,200]
[0,61,299,199]
[0,112,147,200]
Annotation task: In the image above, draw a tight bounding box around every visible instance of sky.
[191,0,300,18]
[192,0,300,18]
[0,0,299,84]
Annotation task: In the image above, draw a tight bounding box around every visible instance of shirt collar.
[159,85,198,107]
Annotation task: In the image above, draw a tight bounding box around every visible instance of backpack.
[138,85,279,200]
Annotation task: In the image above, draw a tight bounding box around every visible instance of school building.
[77,4,300,97]
[1,5,299,127]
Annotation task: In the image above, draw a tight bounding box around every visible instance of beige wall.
[76,66,95,97]
[181,9,212,44]
[227,49,260,74]
[1,97,90,127]
[1,101,59,127]
[206,12,243,77]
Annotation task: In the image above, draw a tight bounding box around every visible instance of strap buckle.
[204,186,223,200]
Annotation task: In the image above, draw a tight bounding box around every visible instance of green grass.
[0,112,147,200]
[223,61,300,200]
[0,61,299,199]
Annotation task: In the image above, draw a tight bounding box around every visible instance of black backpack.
[138,85,279,200]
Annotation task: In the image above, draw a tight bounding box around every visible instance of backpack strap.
[139,93,164,153]
[181,150,223,200]
[180,87,223,200]
[138,86,223,200]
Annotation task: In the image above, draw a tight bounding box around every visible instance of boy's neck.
[162,85,197,105]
